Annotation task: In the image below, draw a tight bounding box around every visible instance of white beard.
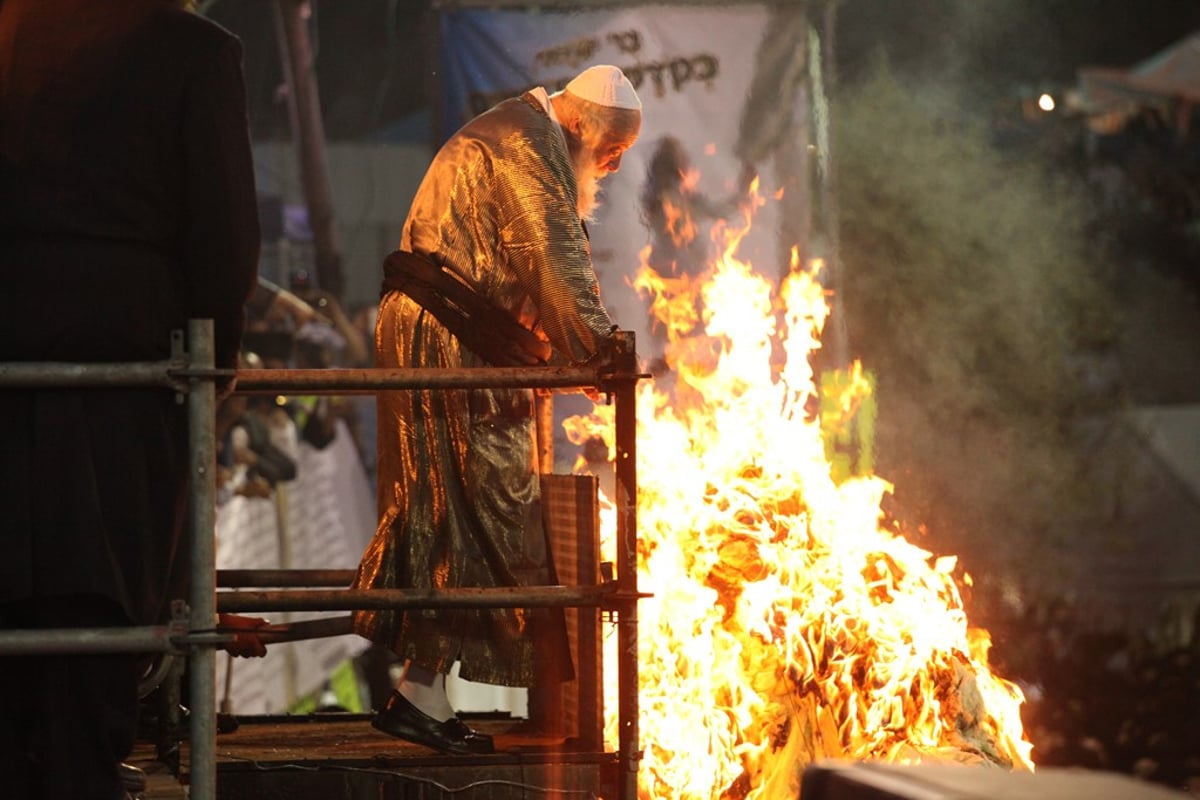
[573,155,605,222]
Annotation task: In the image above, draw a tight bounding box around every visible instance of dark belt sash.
[380,249,552,368]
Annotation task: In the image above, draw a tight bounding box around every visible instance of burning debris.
[565,190,1033,798]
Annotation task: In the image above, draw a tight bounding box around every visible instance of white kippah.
[563,65,642,111]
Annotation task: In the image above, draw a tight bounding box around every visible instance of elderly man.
[352,65,642,754]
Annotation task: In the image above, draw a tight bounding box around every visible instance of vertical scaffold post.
[186,319,219,800]
[611,330,640,800]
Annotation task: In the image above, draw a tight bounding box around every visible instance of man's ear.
[566,114,584,137]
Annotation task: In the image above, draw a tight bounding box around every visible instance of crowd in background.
[206,268,384,718]
[215,270,378,505]
[988,596,1200,795]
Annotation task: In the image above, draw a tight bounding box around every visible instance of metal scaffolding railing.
[0,318,644,800]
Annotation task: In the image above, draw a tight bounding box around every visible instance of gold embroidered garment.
[352,93,614,687]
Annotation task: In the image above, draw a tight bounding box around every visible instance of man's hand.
[218,613,270,658]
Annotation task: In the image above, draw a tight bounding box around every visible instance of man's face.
[572,116,640,221]
[587,123,639,174]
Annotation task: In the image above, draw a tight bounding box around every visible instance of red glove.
[218,613,270,658]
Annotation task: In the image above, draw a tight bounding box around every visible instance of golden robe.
[352,92,615,687]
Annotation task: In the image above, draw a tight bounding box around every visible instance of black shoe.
[371,690,494,755]
[118,761,146,794]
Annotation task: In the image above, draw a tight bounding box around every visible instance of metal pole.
[187,319,219,800]
[224,365,608,393]
[217,568,356,587]
[610,331,641,800]
[273,0,345,298]
[0,360,183,389]
[217,584,613,613]
[272,483,300,706]
[0,625,180,656]
[251,615,354,644]
[812,0,848,369]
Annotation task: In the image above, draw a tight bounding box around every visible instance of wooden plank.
[169,714,615,799]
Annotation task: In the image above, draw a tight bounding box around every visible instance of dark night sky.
[204,0,1200,142]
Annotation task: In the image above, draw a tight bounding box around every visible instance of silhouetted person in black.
[0,1,260,797]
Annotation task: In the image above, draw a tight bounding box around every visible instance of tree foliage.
[831,62,1115,587]
[836,0,1200,102]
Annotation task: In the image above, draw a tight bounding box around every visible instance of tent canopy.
[1078,31,1200,110]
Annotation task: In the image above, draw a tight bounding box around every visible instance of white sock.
[396,661,455,721]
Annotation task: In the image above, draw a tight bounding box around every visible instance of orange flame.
[568,181,1033,798]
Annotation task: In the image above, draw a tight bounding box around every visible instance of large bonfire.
[563,184,1034,799]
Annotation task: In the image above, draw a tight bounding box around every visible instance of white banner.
[215,422,374,714]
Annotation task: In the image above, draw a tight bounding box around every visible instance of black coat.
[0,0,260,624]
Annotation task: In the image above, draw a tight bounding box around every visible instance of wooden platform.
[130,713,617,799]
